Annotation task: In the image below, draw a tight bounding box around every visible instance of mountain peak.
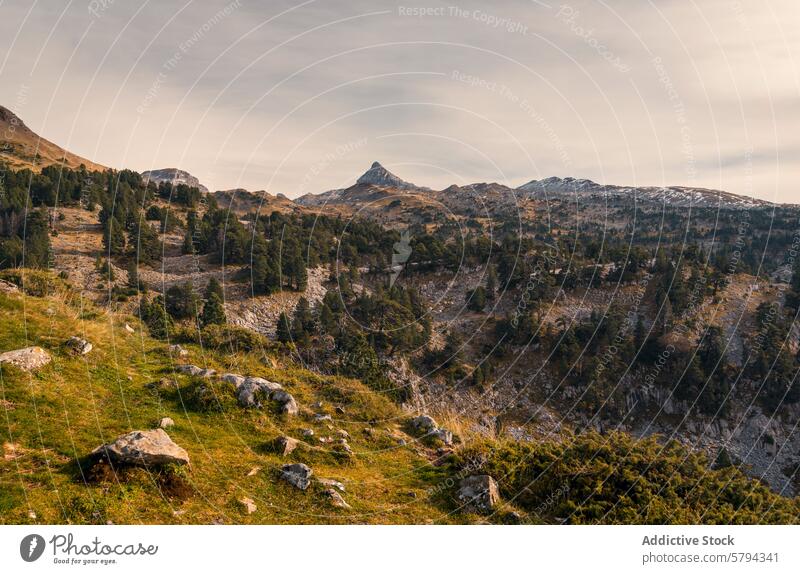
[356,161,421,191]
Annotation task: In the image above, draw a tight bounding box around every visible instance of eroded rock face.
[65,336,92,355]
[93,429,189,467]
[457,475,500,513]
[0,346,51,371]
[281,463,313,490]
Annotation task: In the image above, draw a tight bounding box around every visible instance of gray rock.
[302,428,315,437]
[314,413,332,422]
[325,488,351,509]
[94,429,190,466]
[280,463,313,490]
[157,417,175,429]
[177,364,215,378]
[318,478,345,492]
[409,415,438,433]
[457,475,500,513]
[275,435,299,456]
[0,346,51,371]
[236,377,283,407]
[221,373,246,388]
[66,337,93,355]
[431,428,453,445]
[239,497,257,514]
[123,323,135,333]
[272,390,299,416]
[168,344,189,357]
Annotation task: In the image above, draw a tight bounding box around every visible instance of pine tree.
[486,264,497,299]
[276,312,292,343]
[201,292,226,327]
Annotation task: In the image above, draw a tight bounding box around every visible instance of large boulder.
[0,346,51,371]
[93,429,190,467]
[280,463,313,490]
[65,337,92,355]
[272,390,299,415]
[457,475,500,513]
[236,377,283,407]
[221,373,246,388]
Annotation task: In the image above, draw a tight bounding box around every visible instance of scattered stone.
[336,439,353,455]
[457,475,500,513]
[362,427,374,436]
[65,337,92,355]
[177,364,215,378]
[397,438,407,446]
[0,347,51,371]
[302,428,315,437]
[408,491,418,499]
[93,429,190,467]
[146,377,178,391]
[335,406,346,415]
[239,497,257,514]
[275,435,299,456]
[272,390,299,415]
[409,414,438,433]
[318,478,345,492]
[123,323,135,333]
[157,417,175,429]
[431,428,454,445]
[324,488,351,509]
[168,344,189,357]
[246,466,261,477]
[314,414,332,422]
[336,429,350,439]
[0,279,20,293]
[311,401,324,409]
[236,377,283,408]
[280,463,313,490]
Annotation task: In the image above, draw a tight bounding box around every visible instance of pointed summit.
[356,161,422,191]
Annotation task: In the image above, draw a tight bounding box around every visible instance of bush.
[199,324,269,352]
[0,268,68,297]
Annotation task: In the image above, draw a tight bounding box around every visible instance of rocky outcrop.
[0,346,51,371]
[409,414,454,445]
[280,463,313,490]
[325,488,351,509]
[168,344,188,357]
[457,475,500,513]
[93,429,189,467]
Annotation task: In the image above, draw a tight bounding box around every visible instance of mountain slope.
[0,105,106,172]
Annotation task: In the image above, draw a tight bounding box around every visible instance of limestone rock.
[280,463,313,490]
[221,373,246,388]
[318,478,345,492]
[314,413,332,422]
[457,475,500,513]
[275,435,299,456]
[177,364,215,378]
[65,336,92,355]
[157,417,175,429]
[272,390,299,415]
[431,428,453,445]
[409,415,438,433]
[325,488,351,509]
[236,377,283,407]
[239,497,257,514]
[123,323,135,333]
[168,344,189,357]
[94,429,190,467]
[0,346,51,371]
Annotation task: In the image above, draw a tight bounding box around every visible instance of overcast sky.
[1,0,798,202]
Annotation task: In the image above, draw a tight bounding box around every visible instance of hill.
[0,106,106,172]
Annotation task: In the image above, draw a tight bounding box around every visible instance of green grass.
[0,285,460,524]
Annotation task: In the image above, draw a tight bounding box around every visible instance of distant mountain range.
[0,104,784,211]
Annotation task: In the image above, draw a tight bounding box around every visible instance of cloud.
[0,0,797,202]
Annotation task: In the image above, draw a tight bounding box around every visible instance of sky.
[0,0,798,202]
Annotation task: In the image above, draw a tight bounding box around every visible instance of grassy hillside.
[1,271,798,525]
